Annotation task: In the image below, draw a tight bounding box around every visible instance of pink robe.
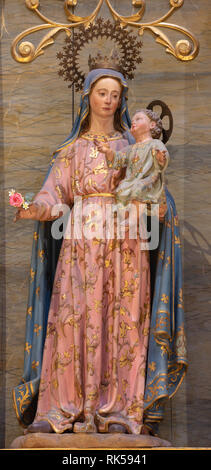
[32,134,151,434]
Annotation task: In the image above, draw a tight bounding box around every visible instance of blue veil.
[13,69,188,432]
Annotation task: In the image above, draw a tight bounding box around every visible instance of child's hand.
[94,139,114,163]
[155,149,167,167]
[94,139,110,154]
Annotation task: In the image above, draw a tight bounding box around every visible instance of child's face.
[131,112,155,139]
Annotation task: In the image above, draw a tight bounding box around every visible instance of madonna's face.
[89,77,122,120]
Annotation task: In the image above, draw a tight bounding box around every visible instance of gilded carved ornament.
[11,0,199,64]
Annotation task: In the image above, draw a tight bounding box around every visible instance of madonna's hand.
[14,204,39,222]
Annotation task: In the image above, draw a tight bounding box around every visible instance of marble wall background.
[1,0,211,448]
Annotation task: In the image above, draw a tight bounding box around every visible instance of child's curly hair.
[135,109,163,139]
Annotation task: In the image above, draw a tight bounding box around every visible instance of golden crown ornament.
[57,18,143,92]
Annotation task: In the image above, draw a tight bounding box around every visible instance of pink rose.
[9,192,24,207]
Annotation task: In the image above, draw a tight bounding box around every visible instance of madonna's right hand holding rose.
[14,204,40,222]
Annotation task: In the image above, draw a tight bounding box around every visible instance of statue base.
[10,432,171,449]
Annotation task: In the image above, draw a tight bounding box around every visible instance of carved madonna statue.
[10,0,199,440]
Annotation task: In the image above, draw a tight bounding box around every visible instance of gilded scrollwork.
[11,0,199,64]
[106,0,199,62]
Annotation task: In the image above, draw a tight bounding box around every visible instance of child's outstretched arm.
[94,139,115,165]
[95,139,130,170]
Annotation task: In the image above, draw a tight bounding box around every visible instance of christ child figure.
[95,108,169,230]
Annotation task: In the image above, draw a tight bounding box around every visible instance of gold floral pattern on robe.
[32,134,151,433]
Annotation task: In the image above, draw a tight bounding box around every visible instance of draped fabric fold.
[144,188,188,430]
